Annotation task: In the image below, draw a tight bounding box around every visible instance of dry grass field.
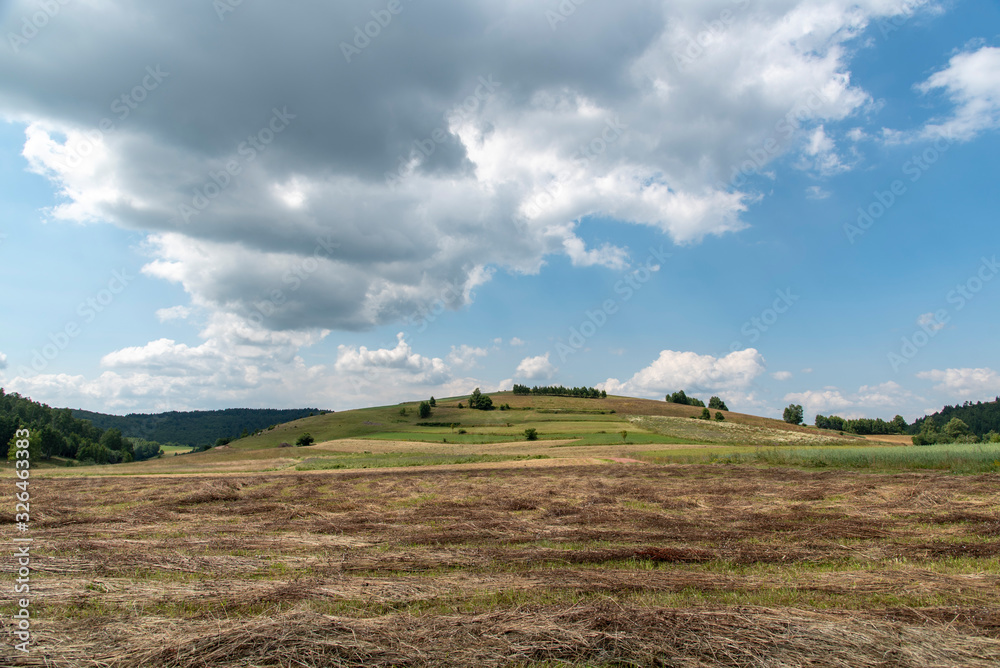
[4,460,1000,666]
[4,394,999,666]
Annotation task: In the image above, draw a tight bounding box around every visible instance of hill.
[71,407,326,447]
[911,397,1000,438]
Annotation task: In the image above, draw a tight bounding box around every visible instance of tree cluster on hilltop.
[666,391,728,411]
[512,384,606,399]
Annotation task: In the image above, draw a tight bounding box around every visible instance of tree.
[418,401,432,419]
[709,396,728,411]
[985,430,1000,443]
[429,396,436,407]
[620,430,628,441]
[399,407,408,416]
[889,415,907,434]
[296,433,315,447]
[469,388,494,411]
[7,430,41,464]
[715,411,725,421]
[700,407,711,420]
[783,404,804,425]
[524,428,538,441]
[943,417,973,440]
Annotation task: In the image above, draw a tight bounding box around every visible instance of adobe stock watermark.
[49,65,170,171]
[385,75,502,189]
[844,135,952,244]
[6,0,72,54]
[556,245,672,361]
[340,0,413,63]
[716,87,835,191]
[16,269,134,376]
[214,0,245,21]
[178,107,295,223]
[672,0,752,72]
[729,288,800,352]
[244,234,341,328]
[888,255,999,371]
[876,0,928,39]
[511,115,628,225]
[11,427,34,655]
[545,0,589,31]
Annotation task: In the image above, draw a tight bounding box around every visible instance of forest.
[909,397,1000,438]
[72,407,323,446]
[1,389,149,464]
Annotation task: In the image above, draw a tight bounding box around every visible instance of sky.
[1,0,999,421]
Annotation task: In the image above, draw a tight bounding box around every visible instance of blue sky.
[1,0,999,420]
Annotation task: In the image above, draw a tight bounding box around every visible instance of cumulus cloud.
[805,185,831,200]
[155,306,192,322]
[0,352,7,370]
[515,353,557,381]
[917,46,1000,141]
[509,337,525,347]
[0,0,915,337]
[917,367,1000,398]
[771,371,793,381]
[446,344,489,369]
[601,348,766,399]
[785,381,917,419]
[3,319,484,412]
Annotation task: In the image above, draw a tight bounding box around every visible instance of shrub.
[700,407,711,420]
[524,428,538,441]
[296,433,315,447]
[715,411,725,421]
[418,401,432,419]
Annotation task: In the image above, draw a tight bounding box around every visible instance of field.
[3,393,1000,666]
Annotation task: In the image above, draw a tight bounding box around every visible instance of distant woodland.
[72,407,324,447]
[1,387,323,465]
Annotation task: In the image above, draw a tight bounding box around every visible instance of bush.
[524,428,538,441]
[715,411,725,421]
[296,433,315,447]
[700,407,711,420]
[418,401,432,419]
[429,396,436,407]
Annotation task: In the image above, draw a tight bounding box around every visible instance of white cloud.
[155,305,192,322]
[916,312,947,332]
[509,337,525,347]
[917,46,1000,141]
[601,348,766,399]
[917,367,1000,398]
[515,353,557,381]
[0,352,7,370]
[805,185,831,200]
[772,371,793,381]
[785,381,916,419]
[0,0,917,337]
[446,344,489,369]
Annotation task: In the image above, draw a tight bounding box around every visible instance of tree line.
[513,384,607,399]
